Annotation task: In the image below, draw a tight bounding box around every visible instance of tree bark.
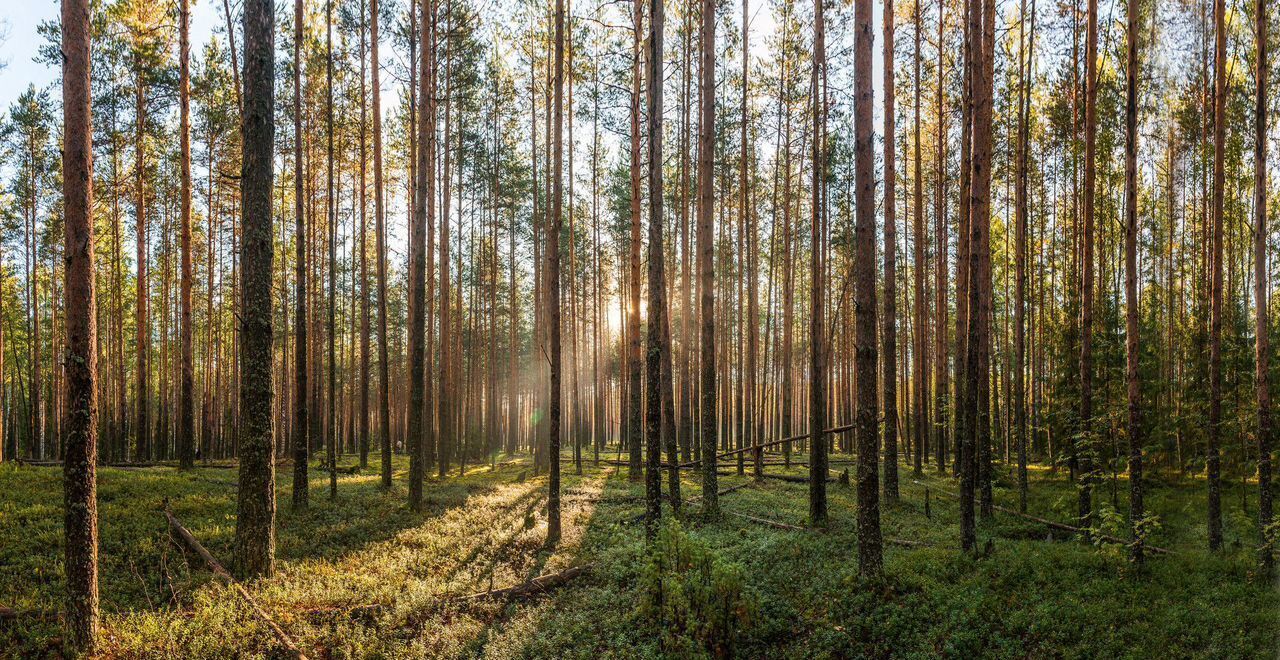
[645,0,679,532]
[549,0,566,542]
[627,0,644,482]
[61,0,99,649]
[235,0,277,579]
[698,0,719,515]
[134,54,149,464]
[1255,0,1273,574]
[1123,0,1143,564]
[810,0,830,526]
[1079,0,1098,532]
[408,0,433,511]
[179,0,195,472]
[1207,0,1225,552]
[854,0,882,576]
[292,0,309,509]
[882,0,899,503]
[372,0,393,489]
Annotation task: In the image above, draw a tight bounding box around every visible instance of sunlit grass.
[1,452,1275,657]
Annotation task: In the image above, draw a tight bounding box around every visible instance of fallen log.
[162,505,309,658]
[460,563,594,601]
[677,423,856,469]
[912,481,1173,555]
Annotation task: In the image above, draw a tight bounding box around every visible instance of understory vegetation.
[1,456,1273,658]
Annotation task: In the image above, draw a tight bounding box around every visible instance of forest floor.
[1,452,1276,658]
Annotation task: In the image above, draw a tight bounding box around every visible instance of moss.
[0,457,1274,658]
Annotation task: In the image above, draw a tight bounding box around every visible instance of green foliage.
[637,520,758,658]
[1,457,1275,657]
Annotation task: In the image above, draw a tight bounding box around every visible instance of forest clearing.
[2,456,1273,657]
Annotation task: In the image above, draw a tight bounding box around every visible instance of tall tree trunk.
[179,0,196,472]
[697,0,719,515]
[359,0,371,469]
[61,0,99,648]
[409,0,432,511]
[1123,0,1143,564]
[679,5,693,464]
[440,0,454,478]
[645,0,680,531]
[1255,0,1273,574]
[627,0,643,482]
[854,0,882,575]
[1079,0,1098,531]
[1013,0,1030,512]
[933,0,948,474]
[325,0,338,499]
[744,0,760,482]
[292,0,309,509]
[1207,0,1225,552]
[810,0,830,526]
[235,0,277,579]
[882,0,899,503]
[372,0,393,489]
[911,0,926,478]
[548,0,566,542]
[134,58,149,463]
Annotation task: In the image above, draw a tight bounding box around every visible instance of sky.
[0,0,882,130]
[0,1,223,111]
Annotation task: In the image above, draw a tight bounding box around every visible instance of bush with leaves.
[637,520,758,658]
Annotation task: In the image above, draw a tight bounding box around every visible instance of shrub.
[637,521,758,658]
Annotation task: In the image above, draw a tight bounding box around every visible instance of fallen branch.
[162,505,309,658]
[912,481,1173,555]
[724,509,809,532]
[459,563,594,600]
[759,472,838,484]
[680,481,755,505]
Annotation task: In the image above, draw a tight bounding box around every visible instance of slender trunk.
[179,0,195,471]
[1207,0,1225,551]
[1079,0,1098,531]
[745,0,760,482]
[1123,0,1143,563]
[882,0,899,503]
[644,0,680,529]
[911,0,926,478]
[291,0,309,508]
[810,0,830,525]
[548,0,566,542]
[235,0,277,579]
[698,0,719,515]
[1255,0,1273,574]
[372,0,392,488]
[933,0,948,474]
[359,0,371,469]
[1013,0,1029,512]
[627,0,644,481]
[325,0,338,499]
[134,59,149,463]
[854,0,882,575]
[408,0,432,511]
[61,0,99,649]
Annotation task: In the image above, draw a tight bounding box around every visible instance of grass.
[0,453,1275,658]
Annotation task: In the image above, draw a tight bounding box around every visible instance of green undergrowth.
[0,454,1275,658]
